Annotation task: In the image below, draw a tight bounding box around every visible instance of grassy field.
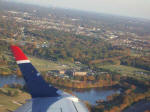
[0,88,30,112]
[28,56,76,72]
[0,53,78,76]
[98,64,150,80]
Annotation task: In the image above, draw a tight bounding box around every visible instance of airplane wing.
[10,45,89,112]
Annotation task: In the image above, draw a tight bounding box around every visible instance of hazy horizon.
[3,0,150,20]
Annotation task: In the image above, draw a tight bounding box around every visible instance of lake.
[0,75,120,105]
[72,88,120,105]
[0,75,25,87]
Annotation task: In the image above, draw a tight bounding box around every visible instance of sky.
[5,0,150,20]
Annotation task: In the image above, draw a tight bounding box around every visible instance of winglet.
[11,45,30,64]
[10,45,59,98]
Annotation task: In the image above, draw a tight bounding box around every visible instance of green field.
[28,56,76,72]
[98,64,150,80]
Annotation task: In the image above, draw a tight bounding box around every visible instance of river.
[0,75,120,105]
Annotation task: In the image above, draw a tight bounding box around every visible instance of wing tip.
[10,45,28,62]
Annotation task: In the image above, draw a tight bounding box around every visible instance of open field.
[28,56,76,72]
[0,88,30,112]
[98,64,150,80]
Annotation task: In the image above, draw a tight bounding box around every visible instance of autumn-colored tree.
[88,76,95,81]
[16,68,22,77]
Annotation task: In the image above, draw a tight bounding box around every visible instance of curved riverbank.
[123,100,150,112]
[45,75,119,89]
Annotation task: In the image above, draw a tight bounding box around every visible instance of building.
[73,72,87,76]
[59,70,65,75]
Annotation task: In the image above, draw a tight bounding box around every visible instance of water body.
[73,88,120,105]
[0,75,25,87]
[0,75,119,105]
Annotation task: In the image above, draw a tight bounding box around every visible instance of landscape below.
[0,0,150,112]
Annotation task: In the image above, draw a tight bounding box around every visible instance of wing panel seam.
[72,101,79,112]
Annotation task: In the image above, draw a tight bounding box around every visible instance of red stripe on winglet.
[11,45,28,61]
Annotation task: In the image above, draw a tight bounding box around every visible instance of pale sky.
[6,0,150,20]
